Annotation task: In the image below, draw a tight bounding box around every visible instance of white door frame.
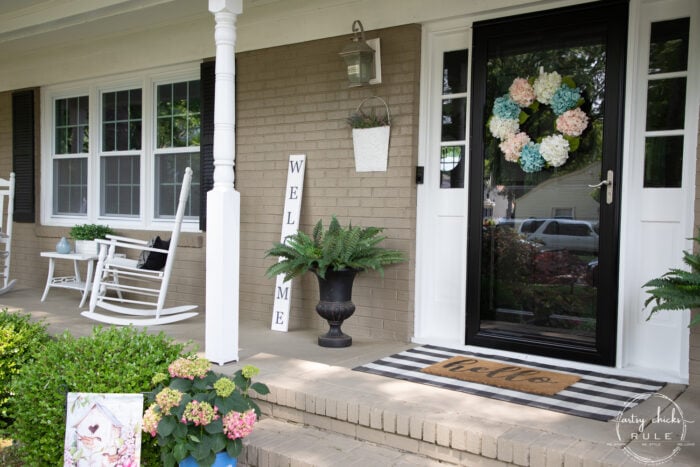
[414,0,699,383]
[617,0,699,383]
[414,20,471,347]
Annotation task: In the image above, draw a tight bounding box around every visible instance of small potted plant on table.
[265,216,405,347]
[69,223,114,255]
[142,356,269,467]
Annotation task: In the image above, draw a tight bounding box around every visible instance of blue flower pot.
[179,452,237,467]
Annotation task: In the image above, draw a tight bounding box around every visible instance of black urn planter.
[314,268,359,348]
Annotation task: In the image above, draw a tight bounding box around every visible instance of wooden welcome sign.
[271,154,306,332]
[421,356,580,396]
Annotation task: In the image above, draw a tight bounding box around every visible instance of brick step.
[246,355,645,467]
[239,418,459,467]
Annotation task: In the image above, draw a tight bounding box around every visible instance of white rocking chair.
[81,167,198,326]
[0,173,17,295]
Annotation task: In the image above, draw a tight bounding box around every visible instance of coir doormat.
[353,345,666,421]
[421,355,580,395]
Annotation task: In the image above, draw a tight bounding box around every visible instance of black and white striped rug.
[353,345,666,421]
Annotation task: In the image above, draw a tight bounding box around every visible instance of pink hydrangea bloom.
[155,387,183,415]
[181,400,220,426]
[499,132,531,163]
[509,78,535,107]
[556,108,589,136]
[142,404,162,437]
[168,357,210,380]
[222,409,257,440]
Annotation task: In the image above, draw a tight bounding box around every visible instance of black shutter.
[199,60,215,231]
[11,90,35,223]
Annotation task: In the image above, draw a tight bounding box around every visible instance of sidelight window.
[643,18,690,188]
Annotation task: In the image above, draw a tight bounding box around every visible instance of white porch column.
[206,0,242,365]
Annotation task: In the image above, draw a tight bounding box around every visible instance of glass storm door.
[466,1,628,365]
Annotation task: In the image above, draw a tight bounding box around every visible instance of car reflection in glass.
[518,218,599,255]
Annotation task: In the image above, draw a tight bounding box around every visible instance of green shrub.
[10,326,190,466]
[0,309,50,432]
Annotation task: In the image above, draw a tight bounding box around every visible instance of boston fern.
[643,233,700,327]
[265,216,405,282]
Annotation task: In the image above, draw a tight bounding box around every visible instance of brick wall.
[235,24,420,340]
[692,106,700,388]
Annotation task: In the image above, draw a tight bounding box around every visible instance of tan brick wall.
[235,24,420,340]
[692,106,700,388]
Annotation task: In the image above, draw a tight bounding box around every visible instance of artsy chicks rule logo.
[612,393,694,464]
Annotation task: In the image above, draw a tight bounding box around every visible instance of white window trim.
[41,63,201,232]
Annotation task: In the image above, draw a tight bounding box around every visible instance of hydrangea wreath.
[488,69,589,173]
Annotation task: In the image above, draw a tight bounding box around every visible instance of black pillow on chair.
[137,236,170,270]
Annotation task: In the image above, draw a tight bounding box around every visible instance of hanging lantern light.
[339,20,375,87]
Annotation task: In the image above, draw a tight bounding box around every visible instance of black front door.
[466,1,628,365]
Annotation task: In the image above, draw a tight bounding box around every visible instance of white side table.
[40,251,99,307]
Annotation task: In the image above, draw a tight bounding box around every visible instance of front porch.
[2,285,697,466]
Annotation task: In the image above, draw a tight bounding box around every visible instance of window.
[440,49,468,188]
[53,96,89,215]
[154,80,201,218]
[643,18,690,188]
[43,67,201,229]
[551,207,574,219]
[520,219,544,234]
[101,89,141,217]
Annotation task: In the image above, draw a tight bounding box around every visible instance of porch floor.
[2,285,698,466]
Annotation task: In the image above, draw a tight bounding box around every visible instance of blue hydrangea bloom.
[519,142,545,173]
[550,85,581,115]
[492,95,521,120]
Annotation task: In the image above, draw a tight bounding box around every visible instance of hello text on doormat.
[421,356,581,396]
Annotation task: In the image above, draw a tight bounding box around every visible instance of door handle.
[588,170,613,205]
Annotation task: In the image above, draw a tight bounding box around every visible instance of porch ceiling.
[0,0,567,61]
[0,0,210,58]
